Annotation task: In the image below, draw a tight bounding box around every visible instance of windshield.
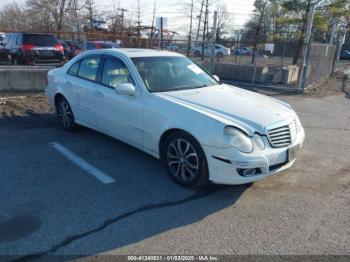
[132,56,218,92]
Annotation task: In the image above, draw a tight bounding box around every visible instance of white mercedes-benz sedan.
[46,48,305,188]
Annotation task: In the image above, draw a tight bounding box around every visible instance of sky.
[93,0,255,33]
[0,0,255,35]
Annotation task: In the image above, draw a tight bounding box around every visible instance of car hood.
[155,84,295,135]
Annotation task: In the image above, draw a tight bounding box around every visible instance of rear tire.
[161,131,209,188]
[55,96,77,132]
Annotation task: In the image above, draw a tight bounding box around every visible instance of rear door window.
[78,56,101,81]
[23,34,58,46]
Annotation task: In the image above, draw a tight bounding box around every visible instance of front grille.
[267,125,292,148]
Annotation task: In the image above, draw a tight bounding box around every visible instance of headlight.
[224,126,253,153]
[253,133,265,150]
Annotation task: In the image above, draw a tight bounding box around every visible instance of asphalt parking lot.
[1,81,350,260]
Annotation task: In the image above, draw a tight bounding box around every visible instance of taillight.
[54,44,64,53]
[21,44,35,51]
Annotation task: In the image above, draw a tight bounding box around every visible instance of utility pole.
[210,10,217,74]
[201,0,208,60]
[298,3,316,93]
[333,24,347,74]
[117,7,128,35]
[73,0,79,38]
[196,0,204,43]
[160,17,164,49]
[137,0,141,37]
[150,0,156,47]
[329,17,337,45]
[187,0,194,57]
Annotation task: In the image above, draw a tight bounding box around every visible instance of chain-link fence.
[0,30,163,66]
[306,44,336,86]
[0,29,338,91]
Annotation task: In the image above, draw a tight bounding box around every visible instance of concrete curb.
[0,66,55,91]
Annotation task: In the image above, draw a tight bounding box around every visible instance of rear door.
[67,55,102,128]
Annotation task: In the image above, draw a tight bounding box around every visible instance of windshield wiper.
[169,84,208,91]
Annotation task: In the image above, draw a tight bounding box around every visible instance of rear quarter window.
[68,61,80,76]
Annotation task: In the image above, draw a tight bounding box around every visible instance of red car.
[75,41,121,55]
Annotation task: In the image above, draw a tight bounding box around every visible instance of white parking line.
[49,142,115,184]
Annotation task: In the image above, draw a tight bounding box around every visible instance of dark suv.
[1,33,64,65]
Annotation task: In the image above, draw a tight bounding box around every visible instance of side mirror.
[213,75,220,82]
[114,83,136,96]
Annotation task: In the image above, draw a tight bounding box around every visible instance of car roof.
[89,41,117,44]
[19,33,54,36]
[82,48,184,58]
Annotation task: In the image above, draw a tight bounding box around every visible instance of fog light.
[237,168,260,177]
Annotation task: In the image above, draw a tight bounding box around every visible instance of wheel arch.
[54,93,66,109]
[158,127,209,187]
[158,128,199,159]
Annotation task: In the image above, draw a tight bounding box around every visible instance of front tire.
[161,131,209,188]
[55,96,77,131]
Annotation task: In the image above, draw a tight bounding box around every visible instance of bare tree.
[251,0,268,63]
[0,3,27,31]
[215,4,231,41]
[24,0,70,33]
[85,0,95,30]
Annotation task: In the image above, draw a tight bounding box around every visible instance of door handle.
[66,81,72,86]
[95,91,104,98]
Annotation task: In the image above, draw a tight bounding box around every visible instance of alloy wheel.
[57,99,73,129]
[166,138,199,182]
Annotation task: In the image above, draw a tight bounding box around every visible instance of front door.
[93,55,144,147]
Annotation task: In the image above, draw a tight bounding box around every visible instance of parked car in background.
[192,44,230,57]
[340,50,350,60]
[64,40,81,57]
[46,48,305,188]
[165,43,180,52]
[59,40,75,60]
[65,40,80,49]
[76,41,121,55]
[0,33,10,64]
[0,32,5,45]
[234,47,252,55]
[0,32,64,65]
[92,20,109,31]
